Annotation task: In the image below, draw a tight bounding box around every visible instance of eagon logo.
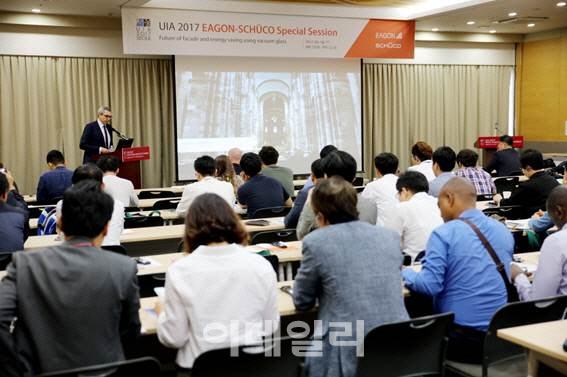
[375,32,403,39]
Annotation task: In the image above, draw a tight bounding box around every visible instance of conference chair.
[445,294,567,377]
[137,190,176,199]
[476,194,493,202]
[101,244,127,255]
[251,206,291,219]
[493,177,519,194]
[124,206,141,212]
[124,215,164,229]
[152,198,181,210]
[36,356,161,376]
[191,337,303,377]
[357,312,454,377]
[352,177,364,186]
[250,229,297,245]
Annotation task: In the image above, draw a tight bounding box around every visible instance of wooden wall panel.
[516,35,567,143]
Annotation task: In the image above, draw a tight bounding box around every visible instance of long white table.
[24,217,286,250]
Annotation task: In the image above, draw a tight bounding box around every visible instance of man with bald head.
[512,185,567,300]
[228,147,243,175]
[402,177,514,363]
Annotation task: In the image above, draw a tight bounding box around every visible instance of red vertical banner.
[345,19,415,58]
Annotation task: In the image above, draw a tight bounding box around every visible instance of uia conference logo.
[136,18,151,40]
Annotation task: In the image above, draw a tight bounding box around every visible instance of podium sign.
[476,136,524,149]
[122,146,150,162]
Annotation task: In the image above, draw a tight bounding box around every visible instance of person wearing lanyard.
[0,180,140,375]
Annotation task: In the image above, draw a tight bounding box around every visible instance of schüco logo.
[375,32,403,39]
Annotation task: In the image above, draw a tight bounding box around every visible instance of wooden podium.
[475,136,524,167]
[94,146,150,189]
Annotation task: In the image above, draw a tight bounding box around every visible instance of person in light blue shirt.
[428,146,456,197]
[528,210,554,232]
[402,177,514,363]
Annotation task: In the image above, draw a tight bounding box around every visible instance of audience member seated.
[402,177,514,363]
[56,164,124,246]
[512,186,567,300]
[156,193,278,371]
[237,153,292,218]
[301,145,338,191]
[529,210,554,232]
[454,149,496,196]
[0,167,28,214]
[215,154,243,194]
[383,171,443,262]
[495,149,560,219]
[36,150,73,204]
[429,146,456,197]
[296,150,377,239]
[0,173,28,270]
[284,159,324,229]
[0,180,140,375]
[360,152,399,226]
[259,146,294,197]
[97,155,139,207]
[176,156,235,217]
[293,176,408,377]
[408,141,435,181]
[484,134,522,177]
[228,147,243,175]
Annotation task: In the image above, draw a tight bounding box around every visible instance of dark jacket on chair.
[500,170,560,218]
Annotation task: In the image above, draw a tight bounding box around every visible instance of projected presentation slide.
[175,56,362,181]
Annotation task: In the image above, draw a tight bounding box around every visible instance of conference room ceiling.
[1,0,566,35]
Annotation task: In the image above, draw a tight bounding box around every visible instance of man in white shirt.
[383,170,443,261]
[176,155,235,217]
[428,146,456,197]
[512,185,567,300]
[97,155,139,207]
[56,164,124,246]
[360,152,399,226]
[408,141,435,181]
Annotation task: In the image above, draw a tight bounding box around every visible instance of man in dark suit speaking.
[79,106,114,164]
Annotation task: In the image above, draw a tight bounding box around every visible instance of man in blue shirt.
[0,172,28,270]
[36,150,73,204]
[237,153,292,218]
[402,177,514,363]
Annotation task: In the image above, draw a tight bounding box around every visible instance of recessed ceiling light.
[557,2,566,7]
[508,12,517,17]
[489,30,497,33]
[467,21,475,25]
[431,28,439,32]
[527,23,536,27]
[31,8,41,13]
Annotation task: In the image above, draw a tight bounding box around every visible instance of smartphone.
[272,241,287,248]
[135,257,151,265]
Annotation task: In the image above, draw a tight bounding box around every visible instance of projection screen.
[175,56,362,181]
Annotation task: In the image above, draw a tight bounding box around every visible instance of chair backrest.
[152,199,180,210]
[124,206,141,212]
[477,194,494,202]
[137,190,176,199]
[101,245,127,255]
[191,337,302,377]
[483,295,567,374]
[352,176,364,186]
[37,356,161,377]
[124,216,164,229]
[262,254,279,275]
[250,229,297,245]
[493,176,519,194]
[357,312,454,377]
[250,206,291,219]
